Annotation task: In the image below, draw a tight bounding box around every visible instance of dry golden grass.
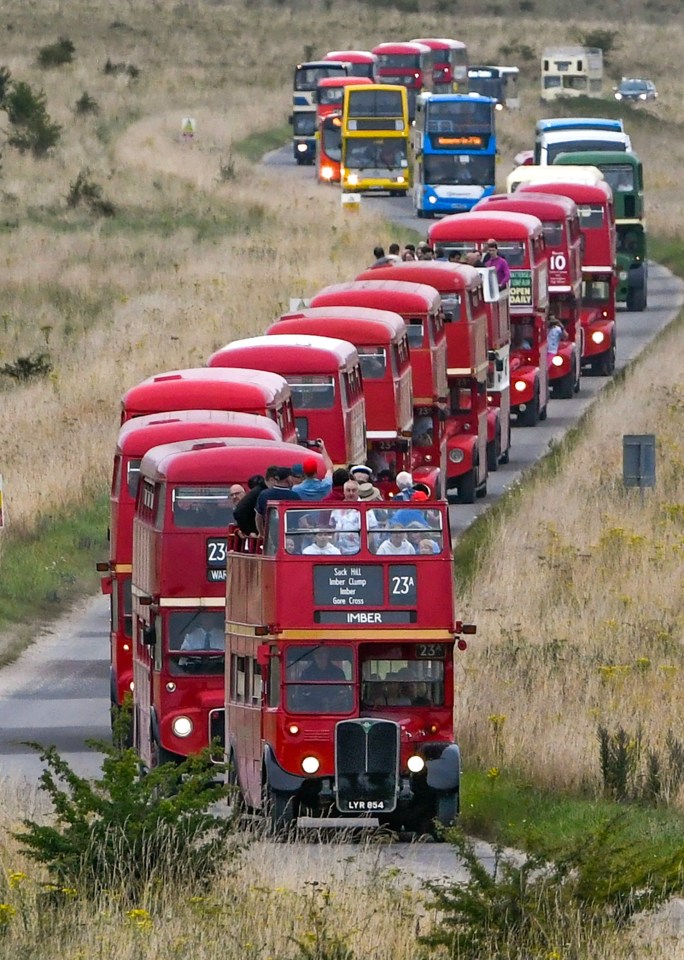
[1,2,684,951]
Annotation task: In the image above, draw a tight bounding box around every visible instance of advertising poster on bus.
[509,270,533,308]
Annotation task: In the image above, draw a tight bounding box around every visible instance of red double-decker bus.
[411,38,468,93]
[100,410,283,716]
[121,367,298,442]
[317,75,374,123]
[518,179,616,375]
[304,280,445,496]
[323,50,377,81]
[354,266,496,498]
[475,192,583,398]
[132,438,325,768]
[225,500,473,834]
[358,261,511,472]
[317,112,343,184]
[371,41,433,118]
[429,211,550,427]
[207,334,367,467]
[271,307,414,489]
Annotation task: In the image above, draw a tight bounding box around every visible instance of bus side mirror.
[143,624,156,646]
[256,644,270,667]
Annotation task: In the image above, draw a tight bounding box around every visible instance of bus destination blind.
[313,564,417,624]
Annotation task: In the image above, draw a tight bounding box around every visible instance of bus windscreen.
[348,88,404,118]
[426,100,492,134]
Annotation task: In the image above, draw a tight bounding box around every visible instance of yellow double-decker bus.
[340,84,410,195]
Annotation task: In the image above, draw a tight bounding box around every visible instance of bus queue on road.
[96,52,650,835]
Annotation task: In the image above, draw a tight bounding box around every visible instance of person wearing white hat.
[394,471,414,501]
[350,464,373,481]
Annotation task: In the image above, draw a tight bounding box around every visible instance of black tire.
[476,477,488,499]
[626,285,646,312]
[499,447,510,464]
[416,208,425,219]
[487,431,500,472]
[262,775,296,837]
[435,791,459,830]
[553,368,575,400]
[227,752,246,815]
[457,468,477,504]
[516,389,539,427]
[593,342,616,376]
[152,734,179,767]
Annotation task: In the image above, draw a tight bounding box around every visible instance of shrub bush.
[37,37,75,68]
[15,731,242,902]
[4,80,61,157]
[66,168,116,217]
[0,352,53,382]
[74,91,99,116]
[421,821,684,959]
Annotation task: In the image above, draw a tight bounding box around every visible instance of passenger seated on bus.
[418,537,440,555]
[303,530,341,555]
[179,610,225,651]
[412,416,434,448]
[409,680,432,706]
[174,492,232,528]
[376,523,416,555]
[383,677,412,707]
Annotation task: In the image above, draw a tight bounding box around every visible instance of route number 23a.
[550,252,567,272]
[391,574,415,595]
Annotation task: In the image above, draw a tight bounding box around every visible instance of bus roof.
[411,37,466,51]
[554,149,641,168]
[536,116,624,135]
[208,334,360,375]
[273,307,407,346]
[317,76,373,89]
[356,261,482,293]
[324,50,376,63]
[421,91,494,105]
[315,279,442,314]
[122,367,291,417]
[296,59,348,70]
[518,180,613,205]
[140,437,324,484]
[372,41,431,54]
[429,210,543,243]
[116,410,282,457]
[474,192,578,221]
[507,164,604,192]
[543,129,629,147]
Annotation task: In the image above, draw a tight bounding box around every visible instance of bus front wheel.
[262,775,296,837]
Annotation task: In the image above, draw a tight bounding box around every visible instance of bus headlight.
[302,756,320,774]
[296,142,308,153]
[321,166,334,180]
[449,448,465,464]
[165,682,176,692]
[615,92,623,100]
[428,195,437,204]
[407,754,425,773]
[172,716,193,738]
[348,174,359,186]
[514,380,527,393]
[551,354,564,367]
[396,176,406,184]
[495,102,504,111]
[591,331,605,345]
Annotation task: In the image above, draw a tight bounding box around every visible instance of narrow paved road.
[0,152,681,880]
